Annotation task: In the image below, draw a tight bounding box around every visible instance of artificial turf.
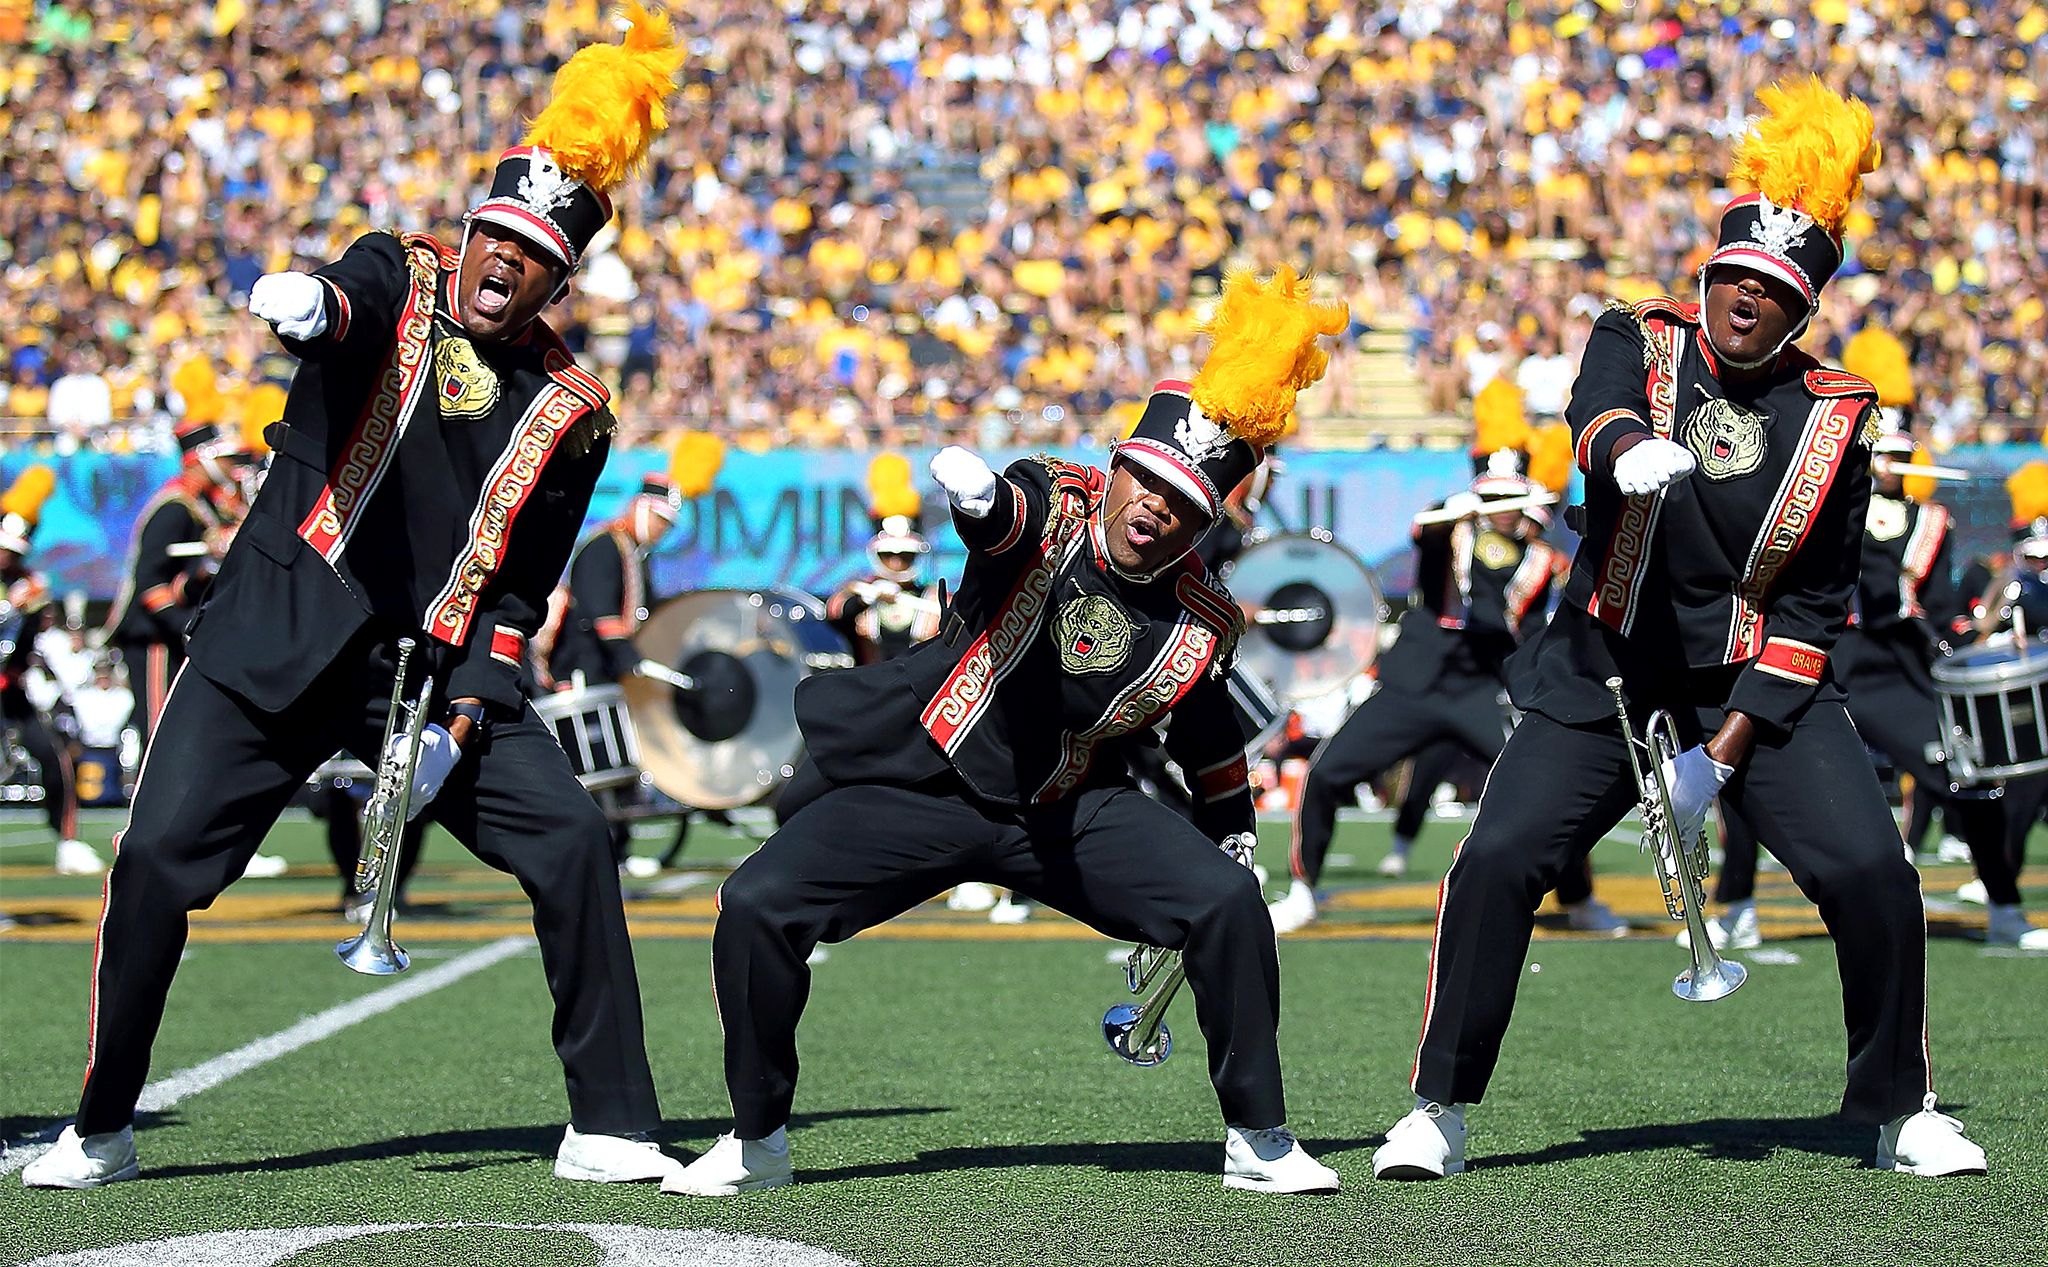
[2,815,2045,1267]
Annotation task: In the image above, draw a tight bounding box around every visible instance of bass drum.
[1221,529,1385,704]
[622,587,856,809]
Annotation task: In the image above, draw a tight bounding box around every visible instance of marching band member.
[1694,433,2041,950]
[26,10,685,1190]
[823,455,942,666]
[1371,82,1986,1181]
[0,467,93,876]
[1271,461,1585,932]
[102,421,246,741]
[669,269,1348,1198]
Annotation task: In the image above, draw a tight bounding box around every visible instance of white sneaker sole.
[662,1171,794,1196]
[23,1160,139,1189]
[553,1161,679,1184]
[1222,1171,1340,1194]
[1372,1157,1463,1181]
[1876,1152,1987,1177]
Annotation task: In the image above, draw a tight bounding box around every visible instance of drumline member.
[25,11,686,1190]
[1693,431,2042,950]
[0,468,93,876]
[669,269,1348,1197]
[1371,82,1986,1181]
[1272,463,1613,932]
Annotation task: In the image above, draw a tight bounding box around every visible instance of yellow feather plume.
[1840,326,1914,407]
[1728,77,1879,236]
[668,430,725,499]
[0,465,56,523]
[523,4,684,194]
[1472,380,1529,456]
[1526,422,1575,495]
[1190,267,1349,449]
[2008,461,2048,528]
[1902,446,1936,505]
[866,454,922,520]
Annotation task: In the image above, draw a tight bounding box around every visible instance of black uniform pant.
[76,641,660,1137]
[118,641,182,743]
[715,772,1285,1137]
[5,694,76,840]
[1292,677,1506,887]
[1389,741,1595,904]
[1411,706,1931,1123]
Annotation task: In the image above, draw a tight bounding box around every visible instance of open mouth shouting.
[474,259,519,318]
[1123,506,1161,551]
[1726,291,1761,338]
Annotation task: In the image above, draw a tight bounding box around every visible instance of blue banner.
[3,445,2037,606]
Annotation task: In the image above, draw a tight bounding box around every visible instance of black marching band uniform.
[1379,82,1984,1181]
[1287,466,1561,899]
[543,467,678,690]
[36,14,688,1182]
[822,457,942,665]
[685,271,1348,1194]
[0,469,80,850]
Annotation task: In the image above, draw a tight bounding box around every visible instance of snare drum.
[533,682,642,791]
[1932,636,2048,782]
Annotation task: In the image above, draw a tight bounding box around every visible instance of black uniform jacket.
[186,230,612,715]
[1375,511,1560,694]
[1838,494,1959,687]
[546,527,647,686]
[104,476,224,648]
[796,455,1255,844]
[1512,297,1879,735]
[824,575,941,665]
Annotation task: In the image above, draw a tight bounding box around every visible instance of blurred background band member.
[25,11,686,1191]
[0,467,93,876]
[1372,82,1986,1184]
[670,270,1349,1199]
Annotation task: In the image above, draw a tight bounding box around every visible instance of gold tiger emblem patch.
[434,335,502,423]
[1680,393,1768,480]
[1054,592,1138,676]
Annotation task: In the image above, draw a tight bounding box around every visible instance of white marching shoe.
[53,839,105,875]
[553,1125,684,1184]
[1373,1101,1465,1180]
[1267,879,1318,934]
[21,1125,138,1189]
[1564,897,1629,937]
[946,881,1000,912]
[663,1128,794,1196]
[1376,839,1412,877]
[1985,905,2048,949]
[1876,1095,1987,1176]
[1222,1125,1339,1193]
[240,851,289,879]
[1955,879,1989,906]
[1676,899,1761,951]
[988,893,1035,924]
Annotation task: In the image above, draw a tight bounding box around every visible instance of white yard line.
[0,934,530,1176]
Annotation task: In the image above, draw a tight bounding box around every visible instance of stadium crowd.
[0,0,2042,454]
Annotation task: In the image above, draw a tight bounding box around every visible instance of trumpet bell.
[335,929,410,976]
[1102,1002,1173,1066]
[1674,956,1747,1003]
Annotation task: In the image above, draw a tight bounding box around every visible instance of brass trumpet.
[1102,944,1187,1066]
[337,639,434,976]
[1607,677,1748,1003]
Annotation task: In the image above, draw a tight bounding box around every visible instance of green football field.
[2,810,2045,1267]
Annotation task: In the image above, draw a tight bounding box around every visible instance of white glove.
[1441,491,1484,520]
[1659,745,1733,846]
[249,271,330,341]
[930,445,998,518]
[1219,831,1258,871]
[399,724,462,822]
[1611,437,1697,496]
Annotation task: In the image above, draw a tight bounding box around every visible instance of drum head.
[623,588,854,809]
[1222,530,1384,703]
